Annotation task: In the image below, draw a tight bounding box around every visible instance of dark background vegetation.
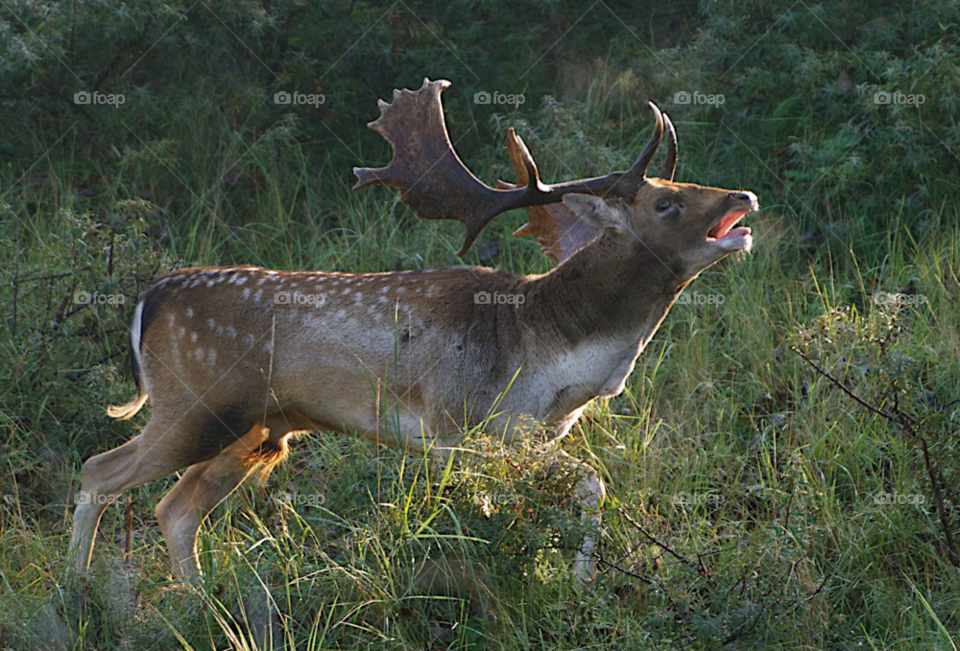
[1,0,959,648]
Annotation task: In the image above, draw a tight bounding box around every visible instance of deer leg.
[553,450,607,581]
[154,425,269,578]
[69,423,192,575]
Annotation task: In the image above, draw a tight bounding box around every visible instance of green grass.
[2,69,960,650]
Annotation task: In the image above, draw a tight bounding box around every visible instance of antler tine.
[610,101,664,199]
[659,112,678,181]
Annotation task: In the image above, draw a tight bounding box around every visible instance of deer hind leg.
[553,450,607,581]
[154,424,271,578]
[69,422,192,575]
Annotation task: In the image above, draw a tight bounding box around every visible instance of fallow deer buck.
[69,78,757,581]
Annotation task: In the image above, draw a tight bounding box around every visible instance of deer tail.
[107,298,150,420]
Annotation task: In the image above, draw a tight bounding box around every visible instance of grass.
[1,87,960,650]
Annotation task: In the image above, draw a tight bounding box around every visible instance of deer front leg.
[553,450,607,581]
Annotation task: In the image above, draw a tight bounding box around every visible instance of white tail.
[69,79,757,582]
[105,300,149,420]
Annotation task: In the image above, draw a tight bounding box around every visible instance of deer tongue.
[707,209,750,240]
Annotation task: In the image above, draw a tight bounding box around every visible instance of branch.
[791,346,959,567]
[618,508,701,573]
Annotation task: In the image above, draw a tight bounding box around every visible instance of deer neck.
[523,234,686,350]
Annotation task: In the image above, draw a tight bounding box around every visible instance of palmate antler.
[353,78,679,261]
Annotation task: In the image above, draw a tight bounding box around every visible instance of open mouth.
[707,209,752,242]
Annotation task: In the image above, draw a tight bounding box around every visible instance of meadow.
[1,1,959,648]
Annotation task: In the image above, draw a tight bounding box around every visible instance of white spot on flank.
[236,275,247,285]
[380,286,389,293]
[396,286,405,294]
[207,349,218,364]
[194,347,204,360]
[167,314,175,327]
[258,278,266,286]
[341,288,351,295]
[216,325,224,336]
[241,288,250,299]
[229,273,241,284]
[244,333,254,347]
[335,310,346,319]
[186,307,194,318]
[177,327,185,338]
[253,289,263,303]
[190,332,198,343]
[226,325,237,338]
[207,280,215,287]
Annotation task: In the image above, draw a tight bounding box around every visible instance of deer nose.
[728,191,756,203]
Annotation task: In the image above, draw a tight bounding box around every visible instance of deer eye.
[656,201,672,212]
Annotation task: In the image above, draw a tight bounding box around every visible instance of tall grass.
[2,22,960,647]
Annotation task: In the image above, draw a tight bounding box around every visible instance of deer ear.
[562,194,625,233]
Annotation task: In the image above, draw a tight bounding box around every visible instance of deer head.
[561,180,756,284]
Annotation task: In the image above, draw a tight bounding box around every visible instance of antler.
[353,78,670,257]
[498,130,601,263]
[505,112,678,263]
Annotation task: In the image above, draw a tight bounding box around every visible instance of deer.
[68,78,757,583]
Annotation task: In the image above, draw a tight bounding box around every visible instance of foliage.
[0,0,959,648]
